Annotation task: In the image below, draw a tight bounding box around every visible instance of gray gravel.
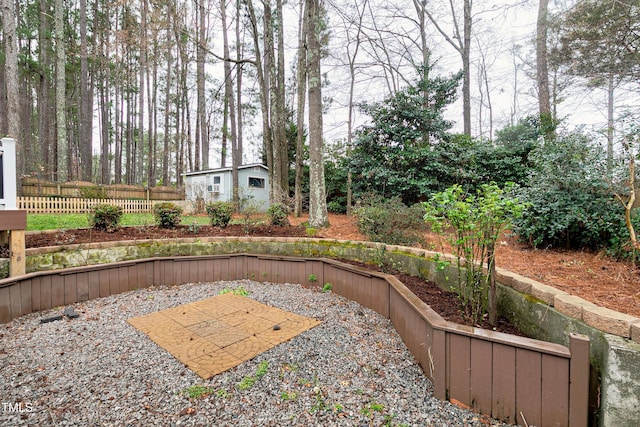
[0,280,511,426]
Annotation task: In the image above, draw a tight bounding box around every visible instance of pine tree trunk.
[54,0,67,180]
[294,0,307,217]
[306,0,328,228]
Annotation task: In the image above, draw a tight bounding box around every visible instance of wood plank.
[541,354,569,427]
[51,275,65,308]
[0,287,11,323]
[108,268,119,296]
[569,334,590,427]
[39,276,52,310]
[76,272,89,302]
[9,284,22,319]
[30,277,42,312]
[64,274,78,305]
[88,271,100,300]
[469,339,493,415]
[448,334,471,406]
[515,348,542,427]
[492,344,516,423]
[20,280,32,316]
[99,269,110,298]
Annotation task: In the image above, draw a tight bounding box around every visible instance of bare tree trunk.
[54,0,67,180]
[38,0,53,178]
[607,73,615,175]
[2,0,20,140]
[306,0,328,228]
[163,5,173,186]
[462,0,471,136]
[196,0,208,170]
[536,0,551,135]
[276,0,288,199]
[79,0,92,181]
[233,0,244,206]
[221,0,239,199]
[294,0,307,217]
[245,0,272,199]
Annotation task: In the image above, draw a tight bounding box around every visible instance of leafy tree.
[349,66,462,204]
[556,0,640,82]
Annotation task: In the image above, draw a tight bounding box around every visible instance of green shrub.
[153,202,183,229]
[354,195,427,246]
[89,204,123,232]
[327,200,346,214]
[206,201,234,227]
[80,186,108,199]
[511,132,625,251]
[267,203,290,226]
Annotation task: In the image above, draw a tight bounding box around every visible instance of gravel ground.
[0,280,512,427]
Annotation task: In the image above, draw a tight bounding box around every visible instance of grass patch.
[27,213,209,231]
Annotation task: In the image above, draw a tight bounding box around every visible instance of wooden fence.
[21,178,184,200]
[0,254,590,427]
[19,197,153,214]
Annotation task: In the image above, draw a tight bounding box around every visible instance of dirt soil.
[13,213,640,329]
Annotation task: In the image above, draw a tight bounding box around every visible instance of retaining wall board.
[491,343,516,423]
[98,268,110,298]
[39,275,52,311]
[76,271,89,302]
[0,287,10,322]
[515,348,542,427]
[63,273,78,305]
[469,339,493,415]
[541,353,569,427]
[51,275,64,308]
[448,333,472,407]
[30,276,41,312]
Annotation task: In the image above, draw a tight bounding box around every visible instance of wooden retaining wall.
[0,254,589,427]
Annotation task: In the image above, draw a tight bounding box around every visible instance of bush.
[89,204,123,232]
[354,196,427,246]
[267,203,290,226]
[206,201,234,227]
[153,202,183,229]
[511,132,624,251]
[80,186,108,199]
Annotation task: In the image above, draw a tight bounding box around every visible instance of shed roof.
[183,163,268,177]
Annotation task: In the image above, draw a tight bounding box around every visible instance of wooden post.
[569,333,590,427]
[9,230,25,276]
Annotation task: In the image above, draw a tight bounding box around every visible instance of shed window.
[248,177,265,189]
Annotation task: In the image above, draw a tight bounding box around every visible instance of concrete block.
[582,305,637,338]
[508,274,537,294]
[529,282,568,305]
[554,294,595,320]
[631,320,640,344]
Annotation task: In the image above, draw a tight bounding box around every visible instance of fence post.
[569,333,590,427]
[0,138,27,277]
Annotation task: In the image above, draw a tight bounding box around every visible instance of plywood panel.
[492,344,516,423]
[469,339,492,415]
[541,354,569,427]
[515,348,542,427]
[448,334,471,406]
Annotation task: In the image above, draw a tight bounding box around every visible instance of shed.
[183,164,270,209]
